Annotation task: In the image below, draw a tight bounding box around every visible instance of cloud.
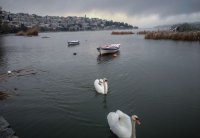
[127,12,200,27]
[0,0,200,27]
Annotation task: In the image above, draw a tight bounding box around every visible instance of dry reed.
[16,26,39,36]
[144,31,200,41]
[137,31,150,35]
[111,31,134,35]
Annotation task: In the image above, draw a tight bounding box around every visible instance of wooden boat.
[68,40,80,46]
[97,44,120,55]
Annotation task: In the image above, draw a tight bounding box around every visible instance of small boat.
[97,44,120,55]
[68,40,80,46]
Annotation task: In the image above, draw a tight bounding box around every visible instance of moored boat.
[68,40,80,46]
[97,44,120,55]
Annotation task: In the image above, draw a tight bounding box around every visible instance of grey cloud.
[0,0,200,27]
[0,0,199,17]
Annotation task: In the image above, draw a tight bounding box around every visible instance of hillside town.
[0,7,136,33]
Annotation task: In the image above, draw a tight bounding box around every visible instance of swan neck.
[103,81,106,94]
[131,119,136,138]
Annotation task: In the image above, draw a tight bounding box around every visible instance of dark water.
[0,31,200,138]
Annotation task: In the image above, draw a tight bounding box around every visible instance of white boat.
[97,44,120,55]
[68,40,80,46]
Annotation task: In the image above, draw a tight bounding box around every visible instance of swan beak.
[136,119,141,125]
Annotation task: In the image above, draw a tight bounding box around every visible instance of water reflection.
[97,52,120,64]
[94,90,108,109]
[102,95,107,109]
[1,32,200,138]
[67,44,80,47]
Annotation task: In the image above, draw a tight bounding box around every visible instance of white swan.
[94,78,108,94]
[107,110,140,138]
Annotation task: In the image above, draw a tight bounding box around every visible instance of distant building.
[0,7,135,33]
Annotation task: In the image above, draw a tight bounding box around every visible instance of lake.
[0,31,200,138]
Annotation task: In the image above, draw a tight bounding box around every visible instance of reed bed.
[16,26,39,36]
[137,30,150,35]
[111,31,134,35]
[144,31,200,41]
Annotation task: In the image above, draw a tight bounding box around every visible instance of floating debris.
[0,86,19,101]
[0,66,46,82]
[73,53,77,55]
[0,66,46,100]
[0,91,9,100]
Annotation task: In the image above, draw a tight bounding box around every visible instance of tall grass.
[137,30,150,35]
[144,31,200,41]
[111,31,134,35]
[16,26,39,36]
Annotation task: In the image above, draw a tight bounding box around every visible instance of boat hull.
[97,44,120,55]
[68,41,80,46]
[98,49,119,54]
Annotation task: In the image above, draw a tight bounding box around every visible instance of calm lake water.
[0,31,200,138]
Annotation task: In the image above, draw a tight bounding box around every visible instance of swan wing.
[116,110,132,137]
[116,110,130,120]
[107,112,122,136]
[107,111,132,138]
[94,79,105,94]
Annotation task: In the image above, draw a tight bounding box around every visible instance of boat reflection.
[97,52,120,64]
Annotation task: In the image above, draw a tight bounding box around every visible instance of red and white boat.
[97,44,120,55]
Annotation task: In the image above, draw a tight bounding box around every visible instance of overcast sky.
[1,0,200,27]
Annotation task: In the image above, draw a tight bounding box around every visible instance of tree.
[0,6,2,33]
